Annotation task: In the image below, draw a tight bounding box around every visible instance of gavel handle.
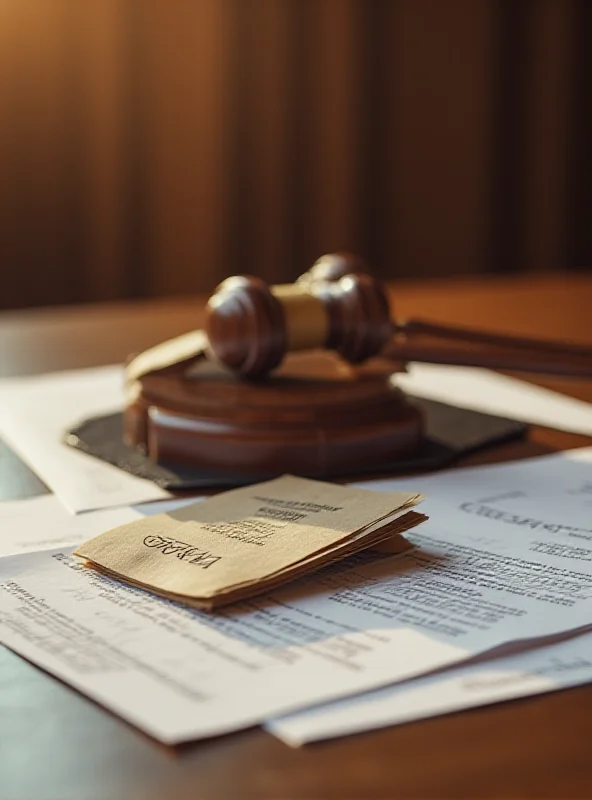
[384,318,592,378]
[398,318,592,357]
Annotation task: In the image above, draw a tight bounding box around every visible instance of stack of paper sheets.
[1,449,592,743]
[74,476,426,609]
[2,365,592,746]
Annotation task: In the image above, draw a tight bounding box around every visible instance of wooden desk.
[2,273,592,799]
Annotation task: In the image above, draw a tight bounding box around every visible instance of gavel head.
[205,253,393,378]
[297,251,370,285]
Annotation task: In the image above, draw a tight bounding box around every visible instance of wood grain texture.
[0,1,588,310]
[524,0,573,272]
[1,273,592,799]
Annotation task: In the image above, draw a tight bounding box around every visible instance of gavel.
[205,252,592,380]
[122,252,592,474]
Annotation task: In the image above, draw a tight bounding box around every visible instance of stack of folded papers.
[74,475,426,609]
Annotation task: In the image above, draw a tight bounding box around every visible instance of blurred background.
[0,0,589,311]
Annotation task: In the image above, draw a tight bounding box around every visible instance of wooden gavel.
[205,252,592,380]
[123,251,592,474]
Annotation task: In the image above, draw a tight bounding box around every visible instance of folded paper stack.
[75,475,427,609]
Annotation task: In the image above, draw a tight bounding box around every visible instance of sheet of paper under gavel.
[203,252,592,379]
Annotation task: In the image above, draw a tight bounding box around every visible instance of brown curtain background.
[0,0,589,310]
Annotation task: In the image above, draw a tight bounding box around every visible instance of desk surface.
[2,272,592,799]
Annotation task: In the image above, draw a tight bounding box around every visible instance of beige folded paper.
[75,475,427,609]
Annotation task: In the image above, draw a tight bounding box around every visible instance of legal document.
[0,494,200,559]
[267,630,592,745]
[353,446,592,508]
[2,449,592,743]
[0,549,466,743]
[397,363,592,436]
[0,366,170,513]
[268,447,592,743]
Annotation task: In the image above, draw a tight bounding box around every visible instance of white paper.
[0,494,201,559]
[3,450,592,743]
[0,549,466,743]
[268,447,592,744]
[352,446,592,508]
[0,366,170,513]
[267,631,592,745]
[397,363,592,436]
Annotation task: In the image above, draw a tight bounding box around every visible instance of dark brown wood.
[1,3,584,312]
[317,272,393,364]
[297,251,370,284]
[205,268,393,377]
[2,273,592,799]
[400,316,592,357]
[385,338,592,378]
[203,258,592,380]
[205,274,287,377]
[126,353,422,475]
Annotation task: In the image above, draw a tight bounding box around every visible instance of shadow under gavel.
[205,252,592,380]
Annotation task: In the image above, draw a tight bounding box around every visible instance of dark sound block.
[66,397,526,491]
[124,357,425,478]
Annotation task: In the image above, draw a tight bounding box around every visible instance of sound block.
[66,353,526,489]
[124,353,423,478]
